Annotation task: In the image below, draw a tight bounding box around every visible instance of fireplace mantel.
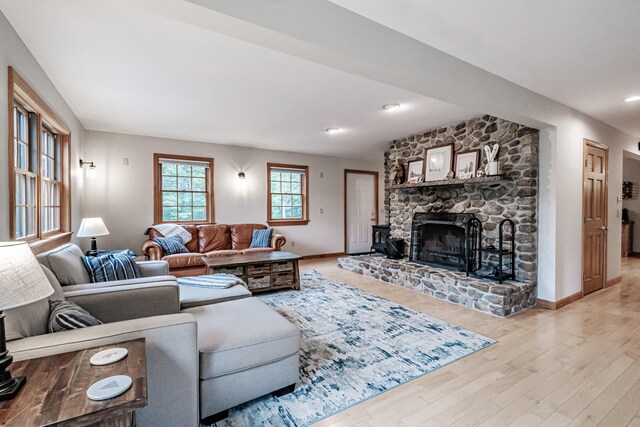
[391,175,509,190]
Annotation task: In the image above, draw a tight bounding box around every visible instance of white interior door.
[346,172,376,254]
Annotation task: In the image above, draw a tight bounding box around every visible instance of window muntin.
[41,126,61,234]
[13,104,37,239]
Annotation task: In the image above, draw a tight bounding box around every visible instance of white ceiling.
[0,0,478,160]
[329,0,640,138]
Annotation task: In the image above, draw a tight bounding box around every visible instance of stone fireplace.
[384,115,539,283]
[339,115,540,317]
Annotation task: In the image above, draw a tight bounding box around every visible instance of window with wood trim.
[153,153,214,224]
[9,67,71,245]
[267,163,309,226]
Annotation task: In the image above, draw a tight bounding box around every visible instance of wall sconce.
[79,159,97,178]
[238,172,246,179]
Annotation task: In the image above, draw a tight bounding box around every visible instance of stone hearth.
[338,255,536,317]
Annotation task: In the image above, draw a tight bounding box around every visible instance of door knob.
[600,226,607,230]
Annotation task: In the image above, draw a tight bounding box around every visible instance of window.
[9,67,71,245]
[153,153,214,224]
[267,163,309,226]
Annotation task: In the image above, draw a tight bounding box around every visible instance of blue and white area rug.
[212,271,495,427]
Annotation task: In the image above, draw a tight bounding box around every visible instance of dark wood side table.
[202,251,302,293]
[0,338,147,427]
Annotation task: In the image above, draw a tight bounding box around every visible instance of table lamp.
[0,242,53,400]
[77,217,110,256]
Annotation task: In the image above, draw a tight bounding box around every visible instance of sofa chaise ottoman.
[183,298,301,424]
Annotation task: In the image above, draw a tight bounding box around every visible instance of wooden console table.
[0,339,147,427]
[202,251,301,292]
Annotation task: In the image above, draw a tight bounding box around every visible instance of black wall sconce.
[79,159,96,170]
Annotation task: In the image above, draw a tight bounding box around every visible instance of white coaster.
[87,375,132,401]
[90,348,128,366]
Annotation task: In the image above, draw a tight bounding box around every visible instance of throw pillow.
[81,250,139,283]
[153,235,189,255]
[45,243,91,285]
[249,228,273,248]
[48,300,102,333]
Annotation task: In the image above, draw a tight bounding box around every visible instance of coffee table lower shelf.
[202,251,301,293]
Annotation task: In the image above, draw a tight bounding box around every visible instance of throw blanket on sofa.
[148,223,192,244]
[178,274,247,289]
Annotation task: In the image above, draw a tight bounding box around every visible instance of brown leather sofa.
[142,224,286,277]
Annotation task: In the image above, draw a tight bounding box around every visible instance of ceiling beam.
[143,0,571,129]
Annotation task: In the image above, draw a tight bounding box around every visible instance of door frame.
[582,138,609,296]
[344,169,379,254]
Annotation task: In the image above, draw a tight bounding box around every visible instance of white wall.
[623,157,640,252]
[548,111,636,300]
[83,131,384,256]
[0,11,85,242]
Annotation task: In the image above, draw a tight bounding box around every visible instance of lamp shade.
[0,242,53,310]
[77,217,110,238]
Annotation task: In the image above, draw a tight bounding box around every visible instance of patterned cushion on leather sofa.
[230,224,267,250]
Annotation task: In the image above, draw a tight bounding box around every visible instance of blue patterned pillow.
[249,228,273,248]
[153,235,188,255]
[81,251,139,283]
[48,300,102,332]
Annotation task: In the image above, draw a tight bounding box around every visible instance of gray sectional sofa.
[6,243,301,426]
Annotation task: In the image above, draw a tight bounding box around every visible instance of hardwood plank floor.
[299,256,640,426]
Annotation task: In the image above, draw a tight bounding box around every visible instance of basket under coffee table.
[201,251,302,293]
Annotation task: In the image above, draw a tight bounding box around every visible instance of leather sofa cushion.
[241,248,275,254]
[203,250,240,258]
[198,224,231,253]
[184,298,300,379]
[230,224,267,250]
[162,253,205,269]
[149,225,199,253]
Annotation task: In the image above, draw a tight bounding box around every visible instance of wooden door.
[583,140,608,295]
[344,170,378,254]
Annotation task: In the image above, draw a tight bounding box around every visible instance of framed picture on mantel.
[424,144,453,181]
[454,150,480,179]
[406,159,424,184]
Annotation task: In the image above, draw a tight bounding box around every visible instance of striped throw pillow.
[249,228,273,248]
[48,300,102,332]
[153,235,188,255]
[81,251,139,283]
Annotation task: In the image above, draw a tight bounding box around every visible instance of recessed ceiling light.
[625,96,640,103]
[325,128,341,134]
[383,103,401,111]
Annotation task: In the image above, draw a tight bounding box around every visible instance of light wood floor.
[298,256,640,427]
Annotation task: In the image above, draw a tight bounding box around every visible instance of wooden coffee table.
[202,251,302,293]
